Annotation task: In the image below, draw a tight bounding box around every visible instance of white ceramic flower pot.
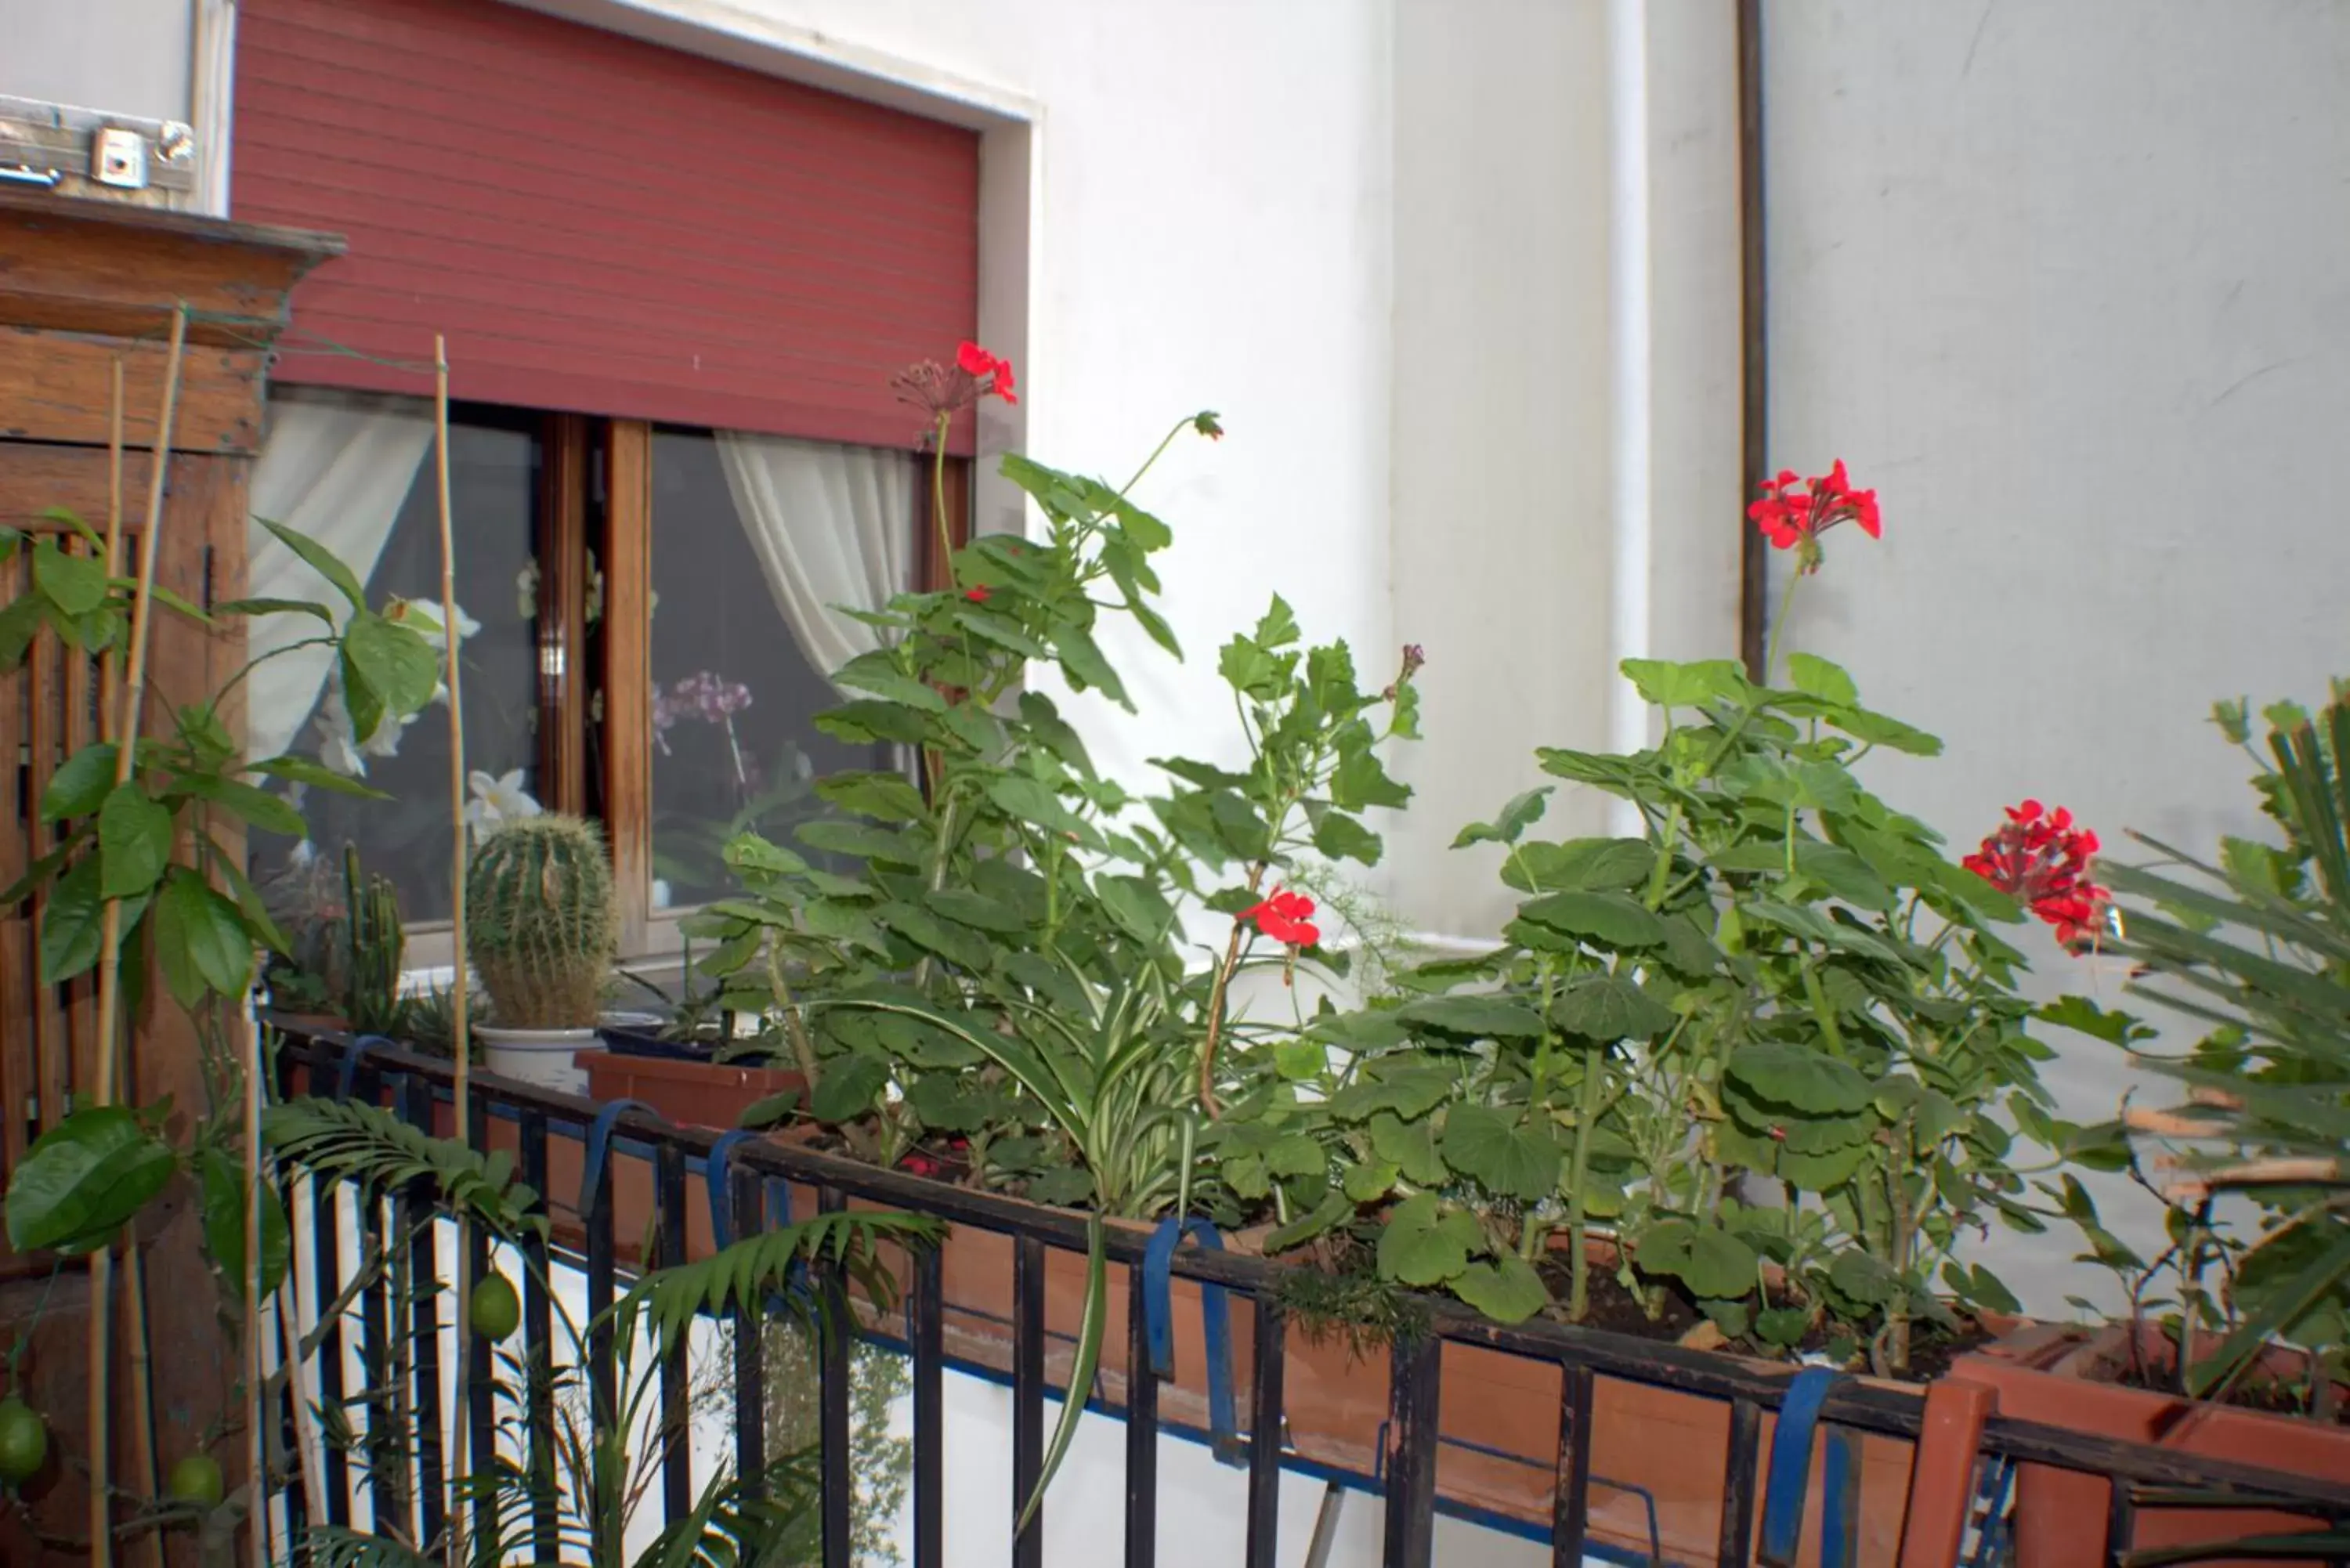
[476,1025,598,1095]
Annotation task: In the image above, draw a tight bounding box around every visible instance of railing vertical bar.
[730,1163,768,1498]
[1245,1292,1286,1568]
[304,1036,349,1526]
[656,1142,692,1526]
[2104,1476,2135,1568]
[1123,1263,1158,1568]
[1554,1361,1596,1566]
[1381,1330,1441,1568]
[268,1042,309,1561]
[520,1110,558,1560]
[396,1075,447,1548]
[464,1094,495,1554]
[819,1185,853,1568]
[1719,1396,1764,1568]
[356,1091,397,1535]
[911,1240,945,1568]
[585,1117,619,1567]
[1013,1234,1047,1568]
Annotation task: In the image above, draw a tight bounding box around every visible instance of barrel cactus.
[465,813,616,1030]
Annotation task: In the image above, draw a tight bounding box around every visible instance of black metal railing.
[266,1027,2350,1568]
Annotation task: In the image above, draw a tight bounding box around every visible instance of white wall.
[1764,0,2350,1313]
[0,0,194,121]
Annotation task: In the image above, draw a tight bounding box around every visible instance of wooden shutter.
[231,0,981,449]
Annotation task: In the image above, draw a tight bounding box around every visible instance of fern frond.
[264,1096,548,1240]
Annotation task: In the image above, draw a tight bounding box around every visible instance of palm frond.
[264,1096,548,1240]
[626,1209,942,1350]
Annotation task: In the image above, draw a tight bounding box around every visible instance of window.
[246,397,958,960]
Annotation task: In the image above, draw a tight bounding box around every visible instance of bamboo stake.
[87,353,126,1568]
[96,355,168,1568]
[433,335,475,1563]
[247,1006,266,1568]
[272,1277,329,1539]
[88,309,187,1568]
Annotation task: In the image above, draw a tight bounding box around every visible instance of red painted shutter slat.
[233,0,979,449]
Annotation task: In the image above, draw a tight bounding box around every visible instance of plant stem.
[432,335,475,1566]
[1196,864,1270,1118]
[1118,416,1201,500]
[1760,556,1803,687]
[1566,1042,1607,1321]
[931,412,956,586]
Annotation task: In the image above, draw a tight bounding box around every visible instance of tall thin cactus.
[338,844,409,1037]
[465,814,617,1030]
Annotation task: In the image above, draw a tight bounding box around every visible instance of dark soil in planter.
[2111,1353,2348,1422]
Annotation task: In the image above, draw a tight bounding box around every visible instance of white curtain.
[714,432,914,689]
[244,388,436,761]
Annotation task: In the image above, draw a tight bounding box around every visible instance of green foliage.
[465,812,620,1029]
[338,844,410,1036]
[261,1096,547,1241]
[3,1105,176,1255]
[2070,687,2350,1402]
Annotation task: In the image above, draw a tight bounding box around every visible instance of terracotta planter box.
[580,1049,806,1132]
[1954,1321,2350,1566]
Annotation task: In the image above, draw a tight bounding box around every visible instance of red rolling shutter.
[231,0,979,449]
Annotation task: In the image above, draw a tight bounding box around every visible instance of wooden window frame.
[408,415,964,967]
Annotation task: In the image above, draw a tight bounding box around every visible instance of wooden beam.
[537,414,591,815]
[604,421,653,955]
[0,332,269,453]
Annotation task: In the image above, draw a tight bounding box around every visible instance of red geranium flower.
[964,586,992,603]
[1964,800,2110,950]
[1239,887,1321,948]
[1748,460,1881,574]
[955,341,1018,405]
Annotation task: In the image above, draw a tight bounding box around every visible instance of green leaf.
[723,833,807,877]
[1827,1249,1903,1306]
[156,868,257,1006]
[1331,749,1411,811]
[256,517,367,611]
[1094,874,1176,944]
[1343,1159,1399,1202]
[248,753,392,800]
[983,773,1090,838]
[5,1106,177,1254]
[924,887,1028,934]
[1395,994,1546,1041]
[99,785,174,900]
[1376,1194,1478,1287]
[1785,653,1858,706]
[1452,788,1553,849]
[198,1149,291,1299]
[1516,890,1668,948]
[1756,1307,1810,1349]
[816,771,930,823]
[1726,1044,1876,1115]
[1264,1189,1353,1254]
[1831,706,1943,757]
[808,1054,891,1124]
[32,537,107,616]
[1368,1111,1448,1186]
[1310,808,1383,867]
[212,596,334,627]
[1050,624,1130,710]
[1441,1104,1560,1201]
[175,774,306,837]
[1454,1255,1549,1322]
[832,650,946,712]
[341,612,439,721]
[40,742,118,822]
[1549,974,1676,1042]
[1502,837,1656,894]
[41,855,108,983]
[1636,1219,1758,1300]
[1329,1066,1456,1122]
[1622,657,1748,710]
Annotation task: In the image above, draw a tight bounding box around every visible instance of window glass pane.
[252,401,540,924]
[649,428,907,909]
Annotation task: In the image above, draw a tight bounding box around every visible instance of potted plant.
[468,812,620,1094]
[1954,687,2350,1564]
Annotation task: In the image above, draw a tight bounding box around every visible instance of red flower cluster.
[1963,800,2109,948]
[956,341,1018,404]
[1239,887,1320,948]
[964,586,992,603]
[1748,461,1882,573]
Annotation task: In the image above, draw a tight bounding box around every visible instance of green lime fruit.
[469,1273,522,1342]
[0,1397,49,1484]
[168,1452,224,1510]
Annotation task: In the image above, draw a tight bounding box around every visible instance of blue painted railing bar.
[517,1106,559,1560]
[728,1163,768,1499]
[817,1183,853,1568]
